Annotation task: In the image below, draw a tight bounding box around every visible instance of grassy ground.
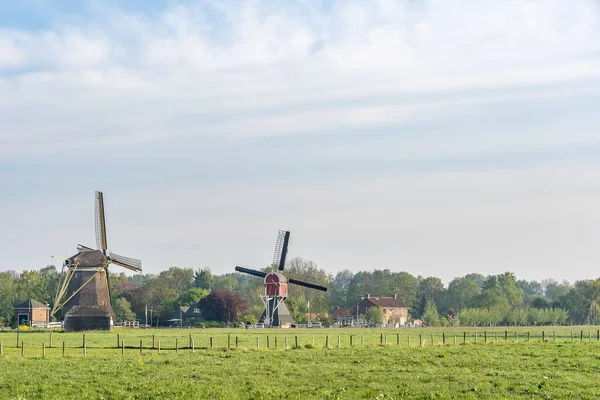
[1,327,599,399]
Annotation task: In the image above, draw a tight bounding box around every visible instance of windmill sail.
[109,252,142,272]
[95,191,107,251]
[272,230,290,271]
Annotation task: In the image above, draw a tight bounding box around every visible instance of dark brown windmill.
[51,191,142,332]
[235,230,327,327]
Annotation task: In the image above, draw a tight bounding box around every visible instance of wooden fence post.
[62,341,65,357]
[236,336,239,349]
[83,337,87,358]
[553,331,556,342]
[380,334,383,345]
[463,332,466,344]
[484,331,487,343]
[21,341,24,357]
[267,336,270,349]
[0,342,3,356]
[443,333,446,346]
[83,334,86,348]
[453,333,456,346]
[256,337,259,350]
[475,332,477,344]
[158,340,161,354]
[542,331,545,342]
[397,333,400,345]
[337,335,340,348]
[285,336,288,349]
[191,339,195,352]
[419,334,423,347]
[296,336,299,349]
[527,332,530,342]
[189,334,192,349]
[580,330,583,342]
[140,340,143,356]
[49,332,53,348]
[325,336,328,348]
[42,342,46,358]
[228,335,231,349]
[350,335,353,347]
[176,338,179,353]
[16,331,19,348]
[152,334,155,349]
[209,337,213,348]
[121,341,124,356]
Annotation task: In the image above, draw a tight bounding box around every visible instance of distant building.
[331,294,410,326]
[357,294,409,326]
[331,307,356,325]
[14,299,49,327]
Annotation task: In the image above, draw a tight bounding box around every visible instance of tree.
[179,288,210,306]
[196,289,248,324]
[446,277,481,311]
[365,306,384,325]
[0,271,16,325]
[114,298,136,321]
[422,300,441,327]
[331,269,353,308]
[194,268,212,290]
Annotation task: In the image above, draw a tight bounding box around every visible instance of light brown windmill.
[51,191,142,332]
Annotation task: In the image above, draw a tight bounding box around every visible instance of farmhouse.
[14,299,49,327]
[357,294,409,326]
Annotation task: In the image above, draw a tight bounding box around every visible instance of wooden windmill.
[51,191,142,332]
[235,230,327,327]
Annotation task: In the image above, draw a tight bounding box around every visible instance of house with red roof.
[332,294,410,326]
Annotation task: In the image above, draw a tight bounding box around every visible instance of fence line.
[1,329,600,358]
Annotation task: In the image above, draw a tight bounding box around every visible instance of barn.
[14,299,49,327]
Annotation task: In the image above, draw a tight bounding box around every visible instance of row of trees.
[2,257,600,326]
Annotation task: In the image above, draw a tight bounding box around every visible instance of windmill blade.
[272,230,290,271]
[77,244,95,252]
[109,252,142,272]
[288,277,328,292]
[235,266,267,278]
[95,191,108,251]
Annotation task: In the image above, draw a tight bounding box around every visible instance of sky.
[1,0,600,284]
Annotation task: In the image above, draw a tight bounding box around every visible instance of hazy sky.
[2,0,600,284]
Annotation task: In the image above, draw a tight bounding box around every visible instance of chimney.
[366,293,370,299]
[393,294,397,299]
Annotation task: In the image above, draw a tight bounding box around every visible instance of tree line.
[0,257,599,327]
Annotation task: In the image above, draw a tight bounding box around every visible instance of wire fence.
[2,328,600,358]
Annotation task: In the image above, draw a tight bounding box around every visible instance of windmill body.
[52,192,142,332]
[235,230,327,328]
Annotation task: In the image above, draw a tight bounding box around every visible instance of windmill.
[235,230,327,328]
[51,191,142,332]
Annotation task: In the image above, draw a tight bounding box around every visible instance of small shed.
[14,299,49,327]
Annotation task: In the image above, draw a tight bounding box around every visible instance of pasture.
[1,327,599,399]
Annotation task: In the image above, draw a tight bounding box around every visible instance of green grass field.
[1,327,599,399]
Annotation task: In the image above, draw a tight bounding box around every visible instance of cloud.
[0,0,599,158]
